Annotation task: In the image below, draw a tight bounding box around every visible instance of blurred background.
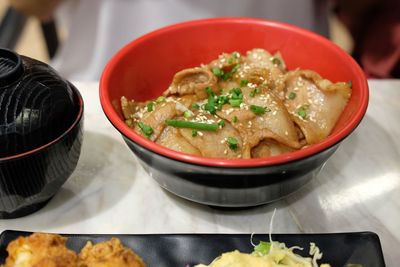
[1,0,398,79]
[0,0,353,65]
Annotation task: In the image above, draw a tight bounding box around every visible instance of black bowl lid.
[0,49,24,87]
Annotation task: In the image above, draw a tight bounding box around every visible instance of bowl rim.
[0,82,84,162]
[100,17,369,168]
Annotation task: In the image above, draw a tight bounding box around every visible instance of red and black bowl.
[100,18,369,207]
[0,49,84,218]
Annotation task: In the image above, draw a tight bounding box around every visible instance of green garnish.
[272,57,281,66]
[192,130,198,137]
[232,116,238,123]
[250,88,261,97]
[216,95,229,109]
[231,64,241,73]
[165,120,218,131]
[228,88,243,107]
[155,96,166,103]
[229,99,242,107]
[212,67,224,77]
[250,105,268,115]
[138,122,153,138]
[297,105,309,119]
[146,102,154,112]
[204,87,217,114]
[226,137,238,151]
[192,103,200,109]
[240,79,249,87]
[218,120,225,127]
[228,52,240,64]
[288,92,297,100]
[222,72,233,81]
[347,80,353,88]
[184,110,192,118]
[205,87,215,96]
[253,241,271,256]
[232,51,240,58]
[230,88,243,99]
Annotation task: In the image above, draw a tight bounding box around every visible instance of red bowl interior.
[100,17,369,168]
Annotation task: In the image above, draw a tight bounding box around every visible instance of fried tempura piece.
[2,233,78,267]
[78,238,146,267]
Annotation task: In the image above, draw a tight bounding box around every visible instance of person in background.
[8,0,399,79]
[335,0,400,78]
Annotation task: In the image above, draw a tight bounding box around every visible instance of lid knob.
[0,49,24,86]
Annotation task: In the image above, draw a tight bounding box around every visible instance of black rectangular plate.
[0,231,385,267]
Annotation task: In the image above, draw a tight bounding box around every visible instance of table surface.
[0,80,399,266]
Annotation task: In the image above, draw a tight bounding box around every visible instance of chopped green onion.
[192,103,200,109]
[288,92,297,100]
[192,130,198,137]
[347,80,353,88]
[272,57,281,66]
[240,79,249,87]
[184,110,192,118]
[250,105,268,115]
[253,241,271,256]
[146,102,154,112]
[229,99,242,107]
[228,57,234,64]
[231,64,241,73]
[212,67,224,77]
[155,96,166,103]
[230,88,243,99]
[138,122,153,138]
[165,120,218,131]
[232,116,238,123]
[218,120,225,127]
[250,88,261,97]
[297,105,309,119]
[222,72,233,81]
[205,87,215,96]
[216,95,229,109]
[227,137,238,151]
[204,99,216,114]
[232,51,240,58]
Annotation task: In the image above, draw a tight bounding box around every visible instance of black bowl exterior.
[0,54,76,158]
[123,136,339,207]
[0,85,83,219]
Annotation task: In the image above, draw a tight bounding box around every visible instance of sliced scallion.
[227,137,238,151]
[250,105,268,115]
[165,120,218,131]
[138,122,153,138]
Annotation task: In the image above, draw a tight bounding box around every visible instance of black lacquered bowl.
[100,18,369,207]
[0,49,84,218]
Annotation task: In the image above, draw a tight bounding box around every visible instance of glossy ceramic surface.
[0,231,386,267]
[0,49,77,158]
[0,50,84,218]
[124,136,339,207]
[99,18,369,206]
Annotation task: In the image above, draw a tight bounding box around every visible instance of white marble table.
[0,80,399,266]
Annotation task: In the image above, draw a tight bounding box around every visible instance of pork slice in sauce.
[178,115,243,159]
[284,70,351,144]
[133,95,197,140]
[242,87,301,149]
[164,67,218,99]
[157,126,201,156]
[242,49,286,96]
[251,139,295,158]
